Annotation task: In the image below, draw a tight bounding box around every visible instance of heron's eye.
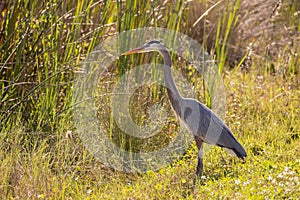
[147,40,161,45]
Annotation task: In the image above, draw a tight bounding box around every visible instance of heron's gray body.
[167,87,246,159]
[123,40,247,176]
[181,97,246,158]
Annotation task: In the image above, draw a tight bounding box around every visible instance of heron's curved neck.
[160,49,182,116]
[160,50,181,97]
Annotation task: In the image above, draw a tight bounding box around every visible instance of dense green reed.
[0,0,299,199]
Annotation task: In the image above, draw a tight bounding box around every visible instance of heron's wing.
[181,99,246,159]
[194,102,247,159]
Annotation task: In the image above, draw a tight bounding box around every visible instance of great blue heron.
[122,40,247,176]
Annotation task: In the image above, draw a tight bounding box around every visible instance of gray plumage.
[122,40,247,176]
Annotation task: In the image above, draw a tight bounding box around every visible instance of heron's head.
[122,40,167,55]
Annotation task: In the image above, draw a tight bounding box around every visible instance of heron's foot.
[195,151,203,176]
[193,171,206,186]
[193,154,205,186]
[195,165,203,177]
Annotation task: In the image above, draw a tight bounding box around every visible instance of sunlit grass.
[1,62,299,199]
[0,0,299,199]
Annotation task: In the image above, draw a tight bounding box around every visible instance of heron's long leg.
[194,136,203,176]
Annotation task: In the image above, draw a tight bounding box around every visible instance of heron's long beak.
[122,47,144,55]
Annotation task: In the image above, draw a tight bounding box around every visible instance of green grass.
[1,0,299,199]
[1,69,299,199]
